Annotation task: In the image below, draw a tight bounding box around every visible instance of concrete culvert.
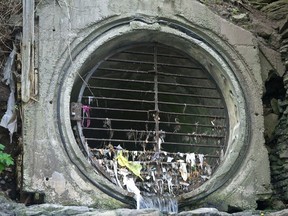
[22,0,272,211]
[71,43,228,200]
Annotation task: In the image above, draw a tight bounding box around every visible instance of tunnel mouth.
[70,43,229,198]
[56,21,248,207]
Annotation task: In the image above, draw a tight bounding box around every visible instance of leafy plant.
[0,144,14,173]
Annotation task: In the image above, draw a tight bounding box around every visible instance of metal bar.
[90,76,217,90]
[157,81,216,89]
[90,149,220,158]
[88,106,148,114]
[98,67,209,80]
[83,87,221,99]
[98,67,149,75]
[86,86,154,95]
[83,127,225,136]
[82,106,226,119]
[90,76,154,84]
[107,58,202,70]
[158,100,224,109]
[162,142,222,148]
[122,51,189,59]
[153,46,160,154]
[82,117,226,128]
[86,138,154,144]
[153,46,162,182]
[86,138,222,148]
[159,91,220,99]
[156,71,207,80]
[83,127,225,139]
[87,97,225,109]
[159,110,226,119]
[137,158,219,164]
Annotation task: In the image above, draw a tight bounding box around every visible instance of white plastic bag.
[0,46,17,143]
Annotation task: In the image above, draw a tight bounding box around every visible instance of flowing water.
[138,195,178,214]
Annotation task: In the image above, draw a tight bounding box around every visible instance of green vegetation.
[0,144,14,173]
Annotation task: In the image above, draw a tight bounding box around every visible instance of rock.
[177,207,230,216]
[280,44,288,55]
[271,98,280,115]
[2,193,288,216]
[26,204,91,215]
[267,209,288,216]
[253,21,273,39]
[232,212,254,216]
[231,13,249,22]
[0,192,26,215]
[281,28,288,40]
[279,16,288,33]
[220,10,231,18]
[264,113,279,140]
[279,149,288,159]
[0,84,10,102]
[261,0,288,20]
[270,199,286,210]
[259,44,285,78]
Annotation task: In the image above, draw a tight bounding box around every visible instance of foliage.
[0,0,22,70]
[0,144,14,173]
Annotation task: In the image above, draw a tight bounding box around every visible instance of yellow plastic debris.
[116,151,143,180]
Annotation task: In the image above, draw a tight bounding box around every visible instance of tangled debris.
[89,145,215,197]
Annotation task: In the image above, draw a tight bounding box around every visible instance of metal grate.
[71,43,228,196]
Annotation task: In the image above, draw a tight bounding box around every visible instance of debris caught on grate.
[89,146,215,196]
[71,43,228,197]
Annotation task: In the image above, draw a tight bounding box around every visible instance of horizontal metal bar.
[159,90,221,99]
[90,149,221,158]
[90,76,217,90]
[159,110,226,119]
[87,97,225,109]
[81,106,226,119]
[157,81,216,89]
[83,87,221,99]
[158,100,224,109]
[98,67,209,80]
[86,138,154,144]
[137,158,218,164]
[107,58,202,70]
[88,106,148,114]
[122,50,189,59]
[83,127,226,139]
[98,67,149,75]
[86,138,222,148]
[157,71,208,80]
[157,131,225,138]
[162,142,222,148]
[83,117,226,128]
[91,76,154,84]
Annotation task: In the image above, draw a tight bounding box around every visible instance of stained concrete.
[22,0,271,210]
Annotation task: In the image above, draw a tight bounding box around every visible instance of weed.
[0,144,14,173]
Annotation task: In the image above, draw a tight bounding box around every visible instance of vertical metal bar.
[153,45,162,195]
[154,46,160,153]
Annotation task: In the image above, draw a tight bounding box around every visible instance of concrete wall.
[22,0,271,210]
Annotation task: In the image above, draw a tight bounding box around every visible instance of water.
[138,195,178,214]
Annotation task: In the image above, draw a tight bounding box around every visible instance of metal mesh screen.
[71,43,228,196]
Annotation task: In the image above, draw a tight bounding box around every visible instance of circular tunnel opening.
[70,43,229,197]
